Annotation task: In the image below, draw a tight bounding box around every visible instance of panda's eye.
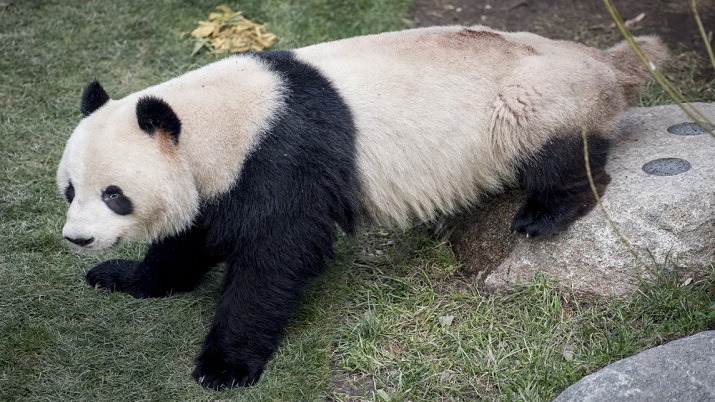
[103,186,121,196]
[64,182,75,204]
[102,185,133,215]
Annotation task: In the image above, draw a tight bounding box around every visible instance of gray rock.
[553,331,715,402]
[446,103,715,298]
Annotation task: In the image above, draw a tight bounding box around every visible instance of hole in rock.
[667,122,713,136]
[642,157,691,176]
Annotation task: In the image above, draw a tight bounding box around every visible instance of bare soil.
[410,0,715,100]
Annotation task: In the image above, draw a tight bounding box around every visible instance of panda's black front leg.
[86,225,221,298]
[191,234,328,389]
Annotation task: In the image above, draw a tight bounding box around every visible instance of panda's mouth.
[110,236,122,248]
[70,236,123,252]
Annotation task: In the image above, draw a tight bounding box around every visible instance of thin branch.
[603,0,714,138]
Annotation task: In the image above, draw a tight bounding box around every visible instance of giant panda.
[56,25,666,389]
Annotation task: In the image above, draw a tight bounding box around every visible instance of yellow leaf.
[189,5,278,55]
[216,5,233,15]
[191,24,215,38]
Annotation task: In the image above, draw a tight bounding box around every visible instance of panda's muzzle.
[64,236,94,247]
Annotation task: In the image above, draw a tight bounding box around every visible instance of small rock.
[562,344,576,361]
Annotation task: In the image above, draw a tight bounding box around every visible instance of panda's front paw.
[86,259,149,298]
[192,352,265,390]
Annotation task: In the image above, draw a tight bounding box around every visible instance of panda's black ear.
[81,81,110,117]
[136,96,181,145]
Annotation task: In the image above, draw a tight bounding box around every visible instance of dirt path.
[411,0,712,49]
[410,0,714,99]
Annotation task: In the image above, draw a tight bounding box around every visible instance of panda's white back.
[294,25,626,224]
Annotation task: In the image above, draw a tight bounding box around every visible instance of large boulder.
[553,331,715,401]
[446,103,714,298]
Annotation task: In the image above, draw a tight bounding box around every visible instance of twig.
[603,0,714,138]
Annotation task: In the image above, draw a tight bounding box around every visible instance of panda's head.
[57,81,200,251]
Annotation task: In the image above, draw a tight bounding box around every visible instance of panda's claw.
[509,203,563,238]
[192,354,264,390]
[86,259,136,290]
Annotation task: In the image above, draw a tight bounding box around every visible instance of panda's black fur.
[60,26,667,390]
[512,134,612,235]
[86,50,362,388]
[80,80,110,117]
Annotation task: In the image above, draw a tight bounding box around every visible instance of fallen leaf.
[191,22,216,39]
[438,315,455,327]
[189,5,277,55]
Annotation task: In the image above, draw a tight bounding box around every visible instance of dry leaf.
[191,22,216,38]
[190,5,277,55]
[438,315,455,327]
[562,344,576,361]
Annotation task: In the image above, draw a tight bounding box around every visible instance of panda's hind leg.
[490,53,621,237]
[510,134,611,237]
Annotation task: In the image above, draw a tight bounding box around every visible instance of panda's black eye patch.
[102,185,133,215]
[65,182,75,204]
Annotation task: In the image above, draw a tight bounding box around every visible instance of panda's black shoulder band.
[194,50,362,381]
[200,48,362,252]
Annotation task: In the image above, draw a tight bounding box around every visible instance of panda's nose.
[64,236,94,246]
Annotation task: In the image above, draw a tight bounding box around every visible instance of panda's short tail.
[606,36,668,102]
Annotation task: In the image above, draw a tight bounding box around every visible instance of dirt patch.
[439,190,523,286]
[329,371,377,401]
[411,0,713,50]
[410,0,714,100]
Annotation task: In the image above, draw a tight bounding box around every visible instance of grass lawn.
[1,1,713,401]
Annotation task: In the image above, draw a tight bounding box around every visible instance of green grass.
[636,48,715,106]
[1,1,713,401]
[331,231,714,401]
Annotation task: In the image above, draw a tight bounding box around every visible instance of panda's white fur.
[58,102,198,249]
[57,25,666,388]
[57,56,285,248]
